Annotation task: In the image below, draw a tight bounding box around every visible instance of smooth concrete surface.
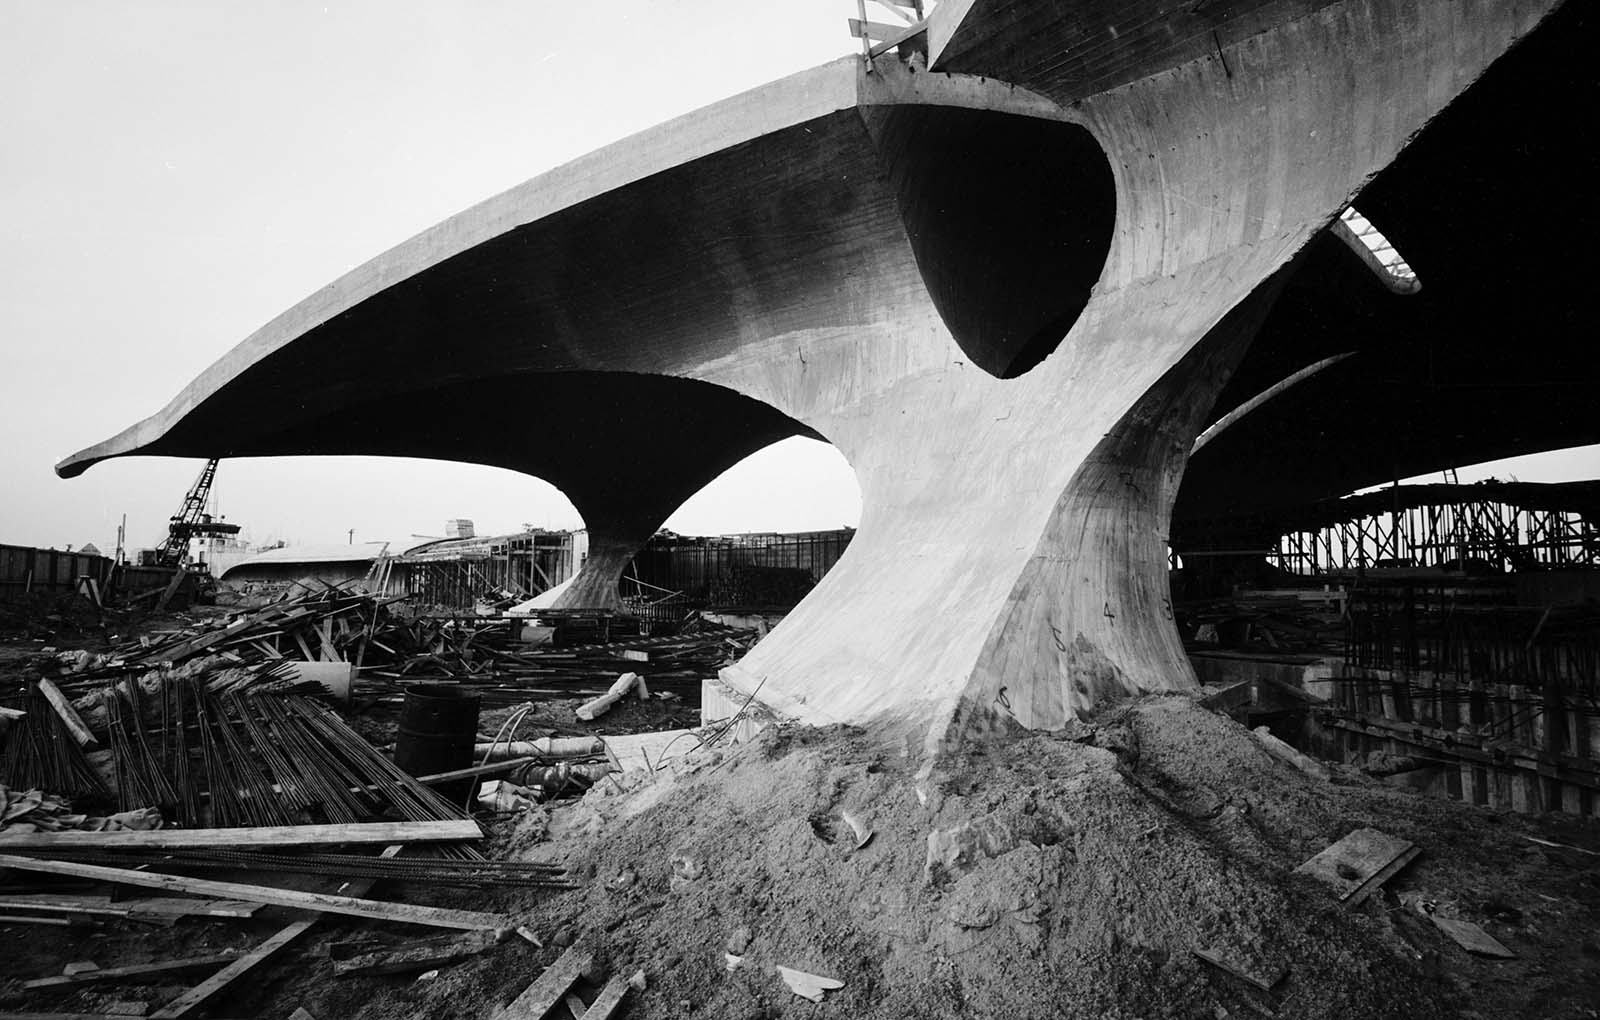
[57,1,1569,759]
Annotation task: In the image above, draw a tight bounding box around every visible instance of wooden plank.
[1431,916,1515,958]
[153,567,190,613]
[0,895,261,919]
[23,953,242,990]
[36,678,95,746]
[848,17,904,39]
[1295,828,1415,901]
[867,18,927,57]
[0,854,511,932]
[148,922,313,1019]
[146,847,398,1020]
[332,930,503,977]
[869,0,918,23]
[117,897,262,919]
[1193,947,1284,992]
[1251,726,1331,781]
[578,975,631,1019]
[0,818,481,851]
[1342,845,1421,908]
[492,947,593,1020]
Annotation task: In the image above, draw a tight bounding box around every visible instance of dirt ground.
[501,698,1598,1020]
[5,621,1598,1020]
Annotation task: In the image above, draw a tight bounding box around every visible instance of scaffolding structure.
[1274,483,1600,575]
[393,530,580,610]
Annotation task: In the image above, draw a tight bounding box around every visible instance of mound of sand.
[340,694,1599,1019]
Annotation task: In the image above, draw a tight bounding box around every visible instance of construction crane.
[154,458,240,568]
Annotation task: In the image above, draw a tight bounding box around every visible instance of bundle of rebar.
[0,691,105,797]
[84,675,477,833]
[104,678,178,814]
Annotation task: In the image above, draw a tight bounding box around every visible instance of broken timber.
[1192,947,1285,993]
[22,954,243,990]
[0,894,261,920]
[35,678,94,747]
[148,922,315,1020]
[491,946,593,1020]
[1431,916,1516,958]
[576,974,632,1019]
[332,930,505,977]
[1250,726,1331,782]
[0,853,512,932]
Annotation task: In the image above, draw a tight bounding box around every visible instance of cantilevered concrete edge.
[53,58,1075,480]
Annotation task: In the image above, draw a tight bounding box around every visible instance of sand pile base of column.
[363,695,1597,1020]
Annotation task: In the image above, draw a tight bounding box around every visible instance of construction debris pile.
[5,586,1597,1019]
[0,584,743,1018]
[34,586,754,707]
[1181,586,1348,654]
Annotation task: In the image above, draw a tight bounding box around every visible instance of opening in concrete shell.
[623,436,861,613]
[663,436,861,536]
[1333,206,1420,294]
[870,107,1116,379]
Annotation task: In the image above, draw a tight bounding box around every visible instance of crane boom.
[155,458,239,568]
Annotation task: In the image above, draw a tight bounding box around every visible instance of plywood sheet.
[1295,828,1415,900]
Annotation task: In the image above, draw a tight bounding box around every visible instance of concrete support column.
[956,274,1290,741]
[550,526,655,610]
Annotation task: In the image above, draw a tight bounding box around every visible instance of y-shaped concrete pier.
[59,0,1569,758]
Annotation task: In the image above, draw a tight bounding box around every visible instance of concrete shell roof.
[219,542,387,578]
[54,57,1071,482]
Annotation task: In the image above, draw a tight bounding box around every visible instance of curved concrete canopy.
[1174,0,1598,536]
[55,61,1088,480]
[59,1,1571,759]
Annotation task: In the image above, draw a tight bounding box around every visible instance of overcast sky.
[2,3,1594,556]
[0,2,865,553]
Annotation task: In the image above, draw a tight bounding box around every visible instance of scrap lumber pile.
[1182,586,1348,653]
[359,621,757,707]
[29,586,754,709]
[0,593,626,1019]
[119,586,408,672]
[3,586,751,836]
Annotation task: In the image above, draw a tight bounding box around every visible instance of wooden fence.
[1319,582,1600,815]
[0,543,113,602]
[628,529,854,599]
